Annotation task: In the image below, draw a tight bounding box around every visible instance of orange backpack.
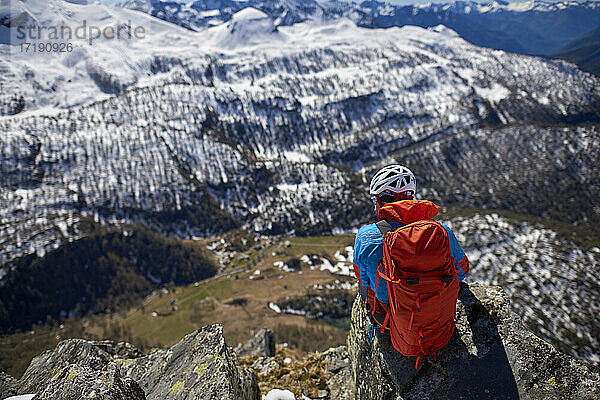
[374,218,459,369]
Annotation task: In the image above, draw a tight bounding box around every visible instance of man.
[353,164,469,333]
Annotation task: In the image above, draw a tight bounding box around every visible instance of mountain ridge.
[110,0,600,56]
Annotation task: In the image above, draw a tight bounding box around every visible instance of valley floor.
[0,234,357,379]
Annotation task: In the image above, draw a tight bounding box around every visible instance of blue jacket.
[353,201,469,304]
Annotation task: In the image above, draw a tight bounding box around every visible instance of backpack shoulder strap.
[375,220,393,236]
[374,220,393,334]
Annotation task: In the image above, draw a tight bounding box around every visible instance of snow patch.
[429,24,460,38]
[474,84,510,103]
[301,251,354,277]
[276,183,311,192]
[198,9,221,18]
[268,302,282,313]
[334,246,354,262]
[274,261,295,272]
[316,256,353,276]
[283,151,310,163]
[232,8,269,22]
[262,389,296,400]
[4,396,36,400]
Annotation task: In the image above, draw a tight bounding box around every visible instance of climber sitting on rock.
[353,164,469,368]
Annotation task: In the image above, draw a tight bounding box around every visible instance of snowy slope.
[115,0,367,30]
[0,0,195,112]
[2,0,599,115]
[445,213,600,364]
[208,8,286,49]
[0,0,356,112]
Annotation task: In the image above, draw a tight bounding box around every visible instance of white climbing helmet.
[369,164,416,197]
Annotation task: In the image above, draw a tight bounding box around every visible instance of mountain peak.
[209,6,282,49]
[429,24,460,38]
[231,7,269,22]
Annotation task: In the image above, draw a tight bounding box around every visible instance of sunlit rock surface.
[5,325,259,400]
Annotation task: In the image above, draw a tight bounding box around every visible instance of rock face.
[5,325,259,400]
[235,328,276,358]
[348,283,600,400]
[17,339,144,395]
[118,325,259,400]
[318,346,354,400]
[33,364,145,400]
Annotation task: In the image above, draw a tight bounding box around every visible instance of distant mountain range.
[114,0,600,58]
[361,0,600,56]
[554,25,600,75]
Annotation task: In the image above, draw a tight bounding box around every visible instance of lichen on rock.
[33,364,145,400]
[119,325,259,400]
[16,339,144,395]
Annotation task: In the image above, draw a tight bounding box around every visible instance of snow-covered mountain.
[1,0,599,259]
[3,0,599,115]
[1,0,599,364]
[0,0,196,113]
[115,0,368,31]
[413,0,600,14]
[113,0,600,56]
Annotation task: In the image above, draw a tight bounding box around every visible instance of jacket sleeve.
[442,224,470,282]
[353,227,370,288]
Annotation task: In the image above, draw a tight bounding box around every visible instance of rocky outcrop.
[4,325,259,400]
[235,328,276,358]
[117,325,259,400]
[17,339,143,395]
[33,364,145,400]
[348,282,600,399]
[318,346,354,400]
